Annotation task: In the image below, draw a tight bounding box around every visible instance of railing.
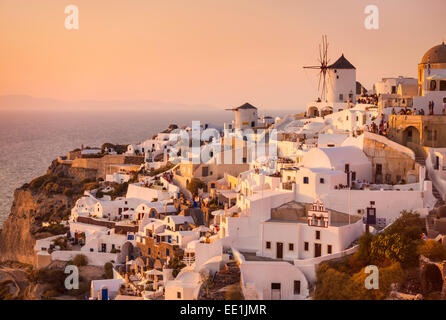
[183,256,195,266]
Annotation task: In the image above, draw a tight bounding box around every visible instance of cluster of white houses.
[33,42,446,300]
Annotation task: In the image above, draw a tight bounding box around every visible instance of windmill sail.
[303,35,330,101]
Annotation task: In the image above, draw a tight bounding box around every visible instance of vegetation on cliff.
[314,211,427,300]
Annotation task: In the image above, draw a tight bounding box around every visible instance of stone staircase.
[432,184,445,207]
[415,156,444,207]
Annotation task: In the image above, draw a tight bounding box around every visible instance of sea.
[0,108,289,227]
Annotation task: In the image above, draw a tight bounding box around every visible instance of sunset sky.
[1,0,445,111]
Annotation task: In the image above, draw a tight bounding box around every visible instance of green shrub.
[73,254,88,267]
[418,240,446,261]
[104,262,114,279]
[186,178,206,196]
[63,188,73,197]
[83,182,99,192]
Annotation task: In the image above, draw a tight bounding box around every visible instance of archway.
[321,106,333,117]
[118,241,134,264]
[403,126,420,146]
[307,106,319,117]
[421,263,444,294]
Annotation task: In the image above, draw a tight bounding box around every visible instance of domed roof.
[421,42,446,64]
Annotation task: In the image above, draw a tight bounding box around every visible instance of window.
[428,130,437,141]
[251,121,255,127]
[315,230,321,240]
[339,94,344,101]
[243,157,247,163]
[336,75,339,79]
[303,177,309,184]
[319,178,325,184]
[148,248,151,255]
[441,81,446,91]
[289,243,294,251]
[376,164,382,175]
[166,248,170,256]
[266,241,271,249]
[271,283,281,290]
[304,242,309,251]
[351,171,356,181]
[391,86,396,94]
[202,166,209,177]
[177,292,181,299]
[294,280,301,295]
[327,245,332,254]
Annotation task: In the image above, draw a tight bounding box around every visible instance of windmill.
[303,35,330,101]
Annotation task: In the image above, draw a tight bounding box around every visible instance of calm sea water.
[0,109,237,227]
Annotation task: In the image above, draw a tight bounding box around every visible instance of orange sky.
[1,0,445,111]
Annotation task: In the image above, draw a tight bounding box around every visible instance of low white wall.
[232,247,309,300]
[126,184,170,202]
[51,250,118,266]
[322,188,429,225]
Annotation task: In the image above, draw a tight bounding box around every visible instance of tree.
[418,240,446,261]
[199,270,214,298]
[73,254,88,267]
[104,262,114,279]
[314,264,353,300]
[187,178,206,196]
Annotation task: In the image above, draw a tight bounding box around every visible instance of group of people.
[390,100,446,116]
[391,107,425,115]
[368,119,388,136]
[357,94,378,105]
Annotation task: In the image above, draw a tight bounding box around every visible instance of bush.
[418,240,446,261]
[73,254,88,267]
[63,188,73,197]
[168,256,186,277]
[104,262,114,279]
[110,182,129,199]
[187,178,206,196]
[225,285,244,300]
[314,262,404,300]
[83,182,99,192]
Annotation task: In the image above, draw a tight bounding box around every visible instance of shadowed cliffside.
[0,160,99,266]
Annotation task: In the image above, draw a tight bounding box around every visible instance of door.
[276,242,283,259]
[101,287,109,300]
[345,164,350,187]
[271,283,281,300]
[101,243,107,252]
[314,243,322,258]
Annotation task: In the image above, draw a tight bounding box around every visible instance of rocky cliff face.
[0,160,97,266]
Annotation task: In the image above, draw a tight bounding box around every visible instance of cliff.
[0,160,99,266]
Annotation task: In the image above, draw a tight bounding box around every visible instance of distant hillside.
[0,95,215,112]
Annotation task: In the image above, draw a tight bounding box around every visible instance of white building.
[225,103,259,130]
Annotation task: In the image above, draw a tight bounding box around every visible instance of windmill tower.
[304,36,357,105]
[326,54,356,104]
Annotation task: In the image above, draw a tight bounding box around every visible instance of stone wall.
[71,155,144,179]
[363,136,419,184]
[76,216,138,234]
[136,236,183,264]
